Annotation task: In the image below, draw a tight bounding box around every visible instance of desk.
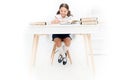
[29,24,100,73]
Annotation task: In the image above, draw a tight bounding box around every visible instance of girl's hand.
[52,19,60,24]
[51,16,60,24]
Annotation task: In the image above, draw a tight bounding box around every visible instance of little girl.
[51,3,72,65]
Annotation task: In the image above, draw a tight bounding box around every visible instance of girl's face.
[59,7,68,18]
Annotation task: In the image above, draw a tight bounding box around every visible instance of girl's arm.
[51,16,60,24]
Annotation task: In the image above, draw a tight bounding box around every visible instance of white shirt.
[54,14,75,39]
[55,14,73,23]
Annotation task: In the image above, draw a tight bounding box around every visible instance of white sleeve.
[55,15,61,20]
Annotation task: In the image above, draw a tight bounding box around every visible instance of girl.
[51,3,72,65]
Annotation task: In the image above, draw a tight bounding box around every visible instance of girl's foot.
[63,57,67,65]
[58,54,63,63]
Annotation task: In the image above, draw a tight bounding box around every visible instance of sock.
[62,45,69,58]
[56,46,62,53]
[56,46,63,55]
[63,45,69,53]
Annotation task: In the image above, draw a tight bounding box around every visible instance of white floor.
[25,34,106,80]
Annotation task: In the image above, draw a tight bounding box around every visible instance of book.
[31,22,47,26]
[80,17,98,22]
[81,21,98,25]
[80,17,98,25]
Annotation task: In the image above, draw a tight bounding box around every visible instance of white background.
[0,0,120,80]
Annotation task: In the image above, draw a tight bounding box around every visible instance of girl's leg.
[54,38,65,55]
[54,38,66,63]
[63,37,71,50]
[54,38,62,47]
[51,38,62,64]
[63,37,72,64]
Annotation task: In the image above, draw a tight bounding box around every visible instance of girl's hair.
[56,3,72,17]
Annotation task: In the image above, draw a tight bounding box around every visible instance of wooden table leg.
[86,34,95,73]
[31,34,39,65]
[83,34,89,66]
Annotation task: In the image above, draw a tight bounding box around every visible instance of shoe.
[65,53,67,57]
[58,54,63,63]
[63,57,67,65]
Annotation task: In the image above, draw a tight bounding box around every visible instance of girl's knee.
[56,42,62,47]
[64,42,70,47]
[64,38,71,47]
[64,40,71,47]
[54,38,62,47]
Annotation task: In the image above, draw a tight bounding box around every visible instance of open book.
[60,17,98,25]
[59,20,79,25]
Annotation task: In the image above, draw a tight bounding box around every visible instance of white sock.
[56,45,67,57]
[55,43,64,52]
[56,46,63,54]
[56,46,62,53]
[63,45,69,53]
[62,45,69,58]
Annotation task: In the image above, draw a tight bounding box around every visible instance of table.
[29,24,100,73]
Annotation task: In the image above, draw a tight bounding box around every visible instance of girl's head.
[57,3,72,18]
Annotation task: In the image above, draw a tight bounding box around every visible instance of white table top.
[28,24,101,34]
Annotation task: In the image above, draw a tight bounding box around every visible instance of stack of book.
[80,17,98,25]
[31,22,47,26]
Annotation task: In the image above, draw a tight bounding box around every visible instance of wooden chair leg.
[67,50,72,64]
[51,44,56,64]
